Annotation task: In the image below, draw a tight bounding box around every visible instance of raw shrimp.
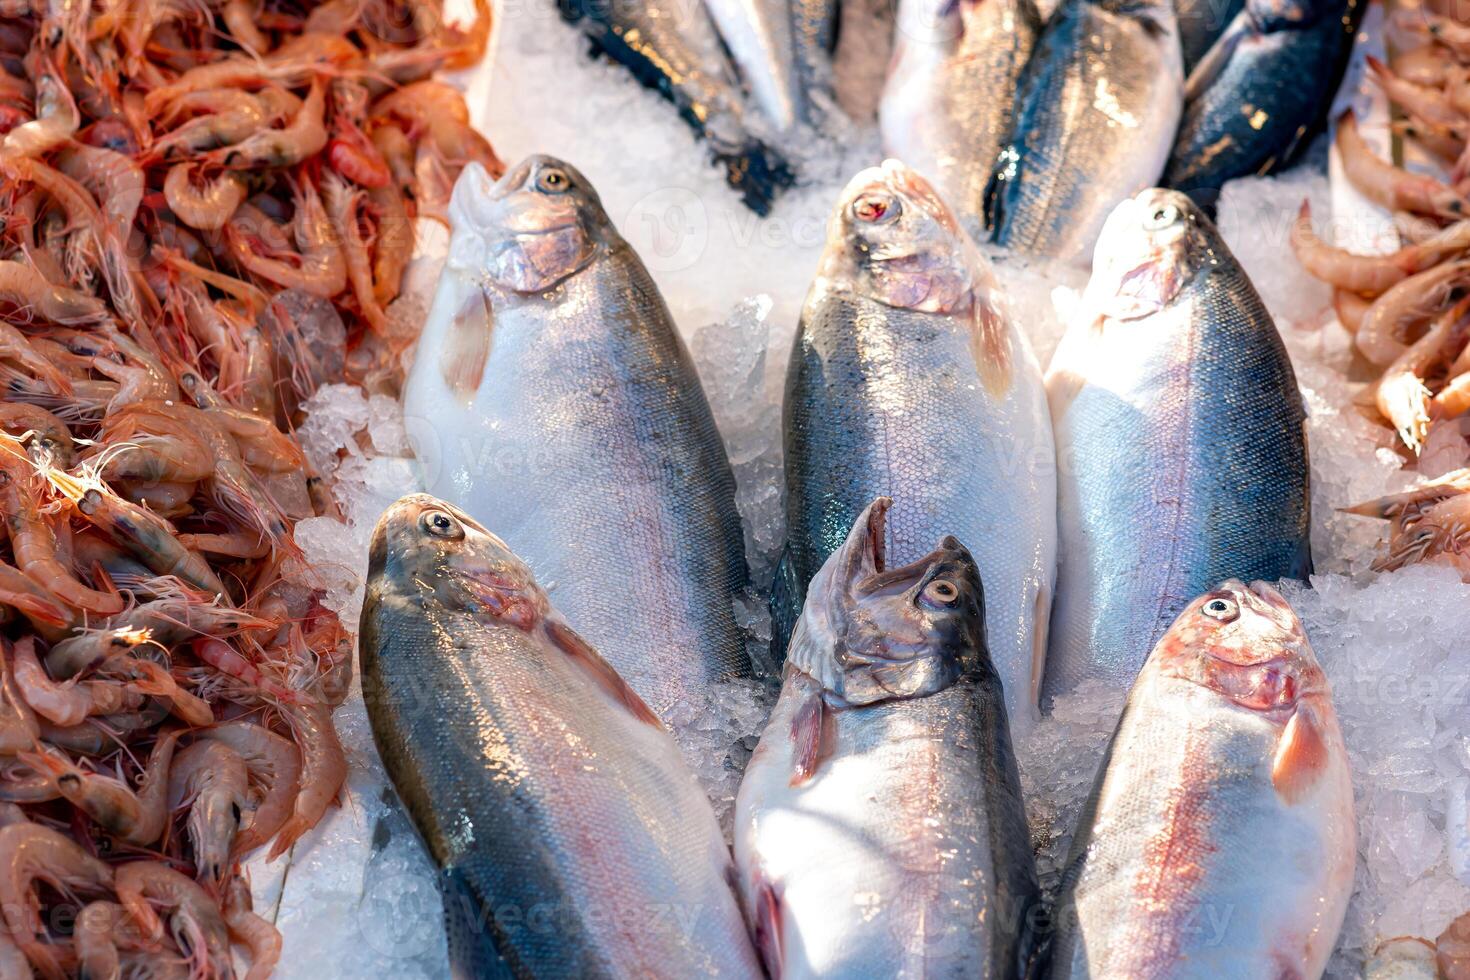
[374,80,502,175]
[115,863,231,978]
[1293,201,1470,293]
[0,754,62,803]
[161,162,247,231]
[142,34,359,112]
[48,476,228,597]
[10,636,155,726]
[267,698,344,859]
[212,78,326,169]
[0,561,71,633]
[0,640,37,755]
[166,739,247,882]
[222,875,280,980]
[1368,55,1468,131]
[0,463,122,615]
[0,260,106,324]
[1394,43,1454,87]
[200,721,299,856]
[175,532,269,559]
[191,636,302,705]
[326,78,389,187]
[28,730,178,844]
[323,172,388,333]
[0,404,72,470]
[0,321,73,394]
[220,0,268,53]
[1377,298,1470,452]
[225,193,346,299]
[1338,109,1470,218]
[0,821,113,979]
[149,89,267,158]
[1,51,78,158]
[74,900,150,980]
[1357,259,1470,366]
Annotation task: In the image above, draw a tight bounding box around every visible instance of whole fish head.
[367,492,548,632]
[819,159,981,315]
[449,156,605,293]
[787,497,987,706]
[1149,580,1341,802]
[1084,188,1213,322]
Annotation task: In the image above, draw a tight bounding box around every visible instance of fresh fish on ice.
[1175,0,1244,74]
[1043,188,1310,703]
[774,160,1057,721]
[704,0,806,130]
[402,157,753,725]
[791,0,839,116]
[737,498,1042,979]
[986,0,1184,263]
[360,494,764,979]
[880,0,1042,232]
[1163,0,1362,204]
[1046,581,1355,979]
[558,0,794,214]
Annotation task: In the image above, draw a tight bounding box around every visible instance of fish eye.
[420,509,463,540]
[1145,204,1180,230]
[921,579,959,607]
[536,167,571,194]
[852,193,899,224]
[1202,596,1238,622]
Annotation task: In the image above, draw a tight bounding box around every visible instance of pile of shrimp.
[1287,15,1470,573]
[0,0,499,976]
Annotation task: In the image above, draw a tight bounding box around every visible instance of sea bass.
[880,0,1042,233]
[360,494,764,980]
[1046,581,1355,979]
[1042,189,1310,703]
[986,0,1183,263]
[1163,0,1362,205]
[402,156,752,724]
[775,160,1057,722]
[703,0,806,130]
[737,499,1042,979]
[558,0,793,214]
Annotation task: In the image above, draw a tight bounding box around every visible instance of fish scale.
[403,158,751,723]
[986,0,1183,263]
[1042,189,1311,703]
[361,495,762,979]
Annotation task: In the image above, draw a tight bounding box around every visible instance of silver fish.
[986,0,1183,263]
[791,0,839,115]
[1046,581,1355,979]
[704,0,806,130]
[737,498,1042,979]
[880,0,1042,234]
[402,157,752,726]
[361,494,763,979]
[1042,189,1310,703]
[775,160,1056,722]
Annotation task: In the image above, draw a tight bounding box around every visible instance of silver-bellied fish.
[775,159,1056,723]
[985,0,1183,263]
[737,499,1042,979]
[1042,188,1310,703]
[402,157,752,729]
[1164,0,1362,205]
[704,0,806,131]
[361,494,764,979]
[1046,581,1355,979]
[880,0,1042,233]
[557,0,793,214]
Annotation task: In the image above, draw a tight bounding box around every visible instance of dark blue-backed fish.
[1163,0,1363,205]
[557,0,793,214]
[1176,0,1245,73]
[360,494,763,979]
[1042,189,1311,703]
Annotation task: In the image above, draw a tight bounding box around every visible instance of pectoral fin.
[440,286,493,404]
[1272,699,1330,804]
[543,619,663,729]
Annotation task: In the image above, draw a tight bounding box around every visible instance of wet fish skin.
[402,156,752,724]
[557,0,793,214]
[738,499,1042,979]
[1175,0,1244,73]
[704,0,806,130]
[880,0,1042,234]
[775,160,1057,722]
[1164,0,1362,205]
[1046,581,1355,979]
[790,0,838,116]
[1042,188,1310,703]
[360,494,764,980]
[986,0,1183,263]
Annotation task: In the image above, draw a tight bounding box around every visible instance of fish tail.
[711,139,795,217]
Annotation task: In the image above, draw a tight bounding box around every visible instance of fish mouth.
[830,497,968,599]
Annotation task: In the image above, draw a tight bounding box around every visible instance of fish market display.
[402,156,753,722]
[775,160,1056,720]
[558,0,794,214]
[737,499,1041,979]
[879,0,1041,233]
[985,0,1183,263]
[360,494,763,979]
[1164,0,1362,204]
[704,0,806,130]
[0,0,499,973]
[1046,581,1355,979]
[1044,188,1310,701]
